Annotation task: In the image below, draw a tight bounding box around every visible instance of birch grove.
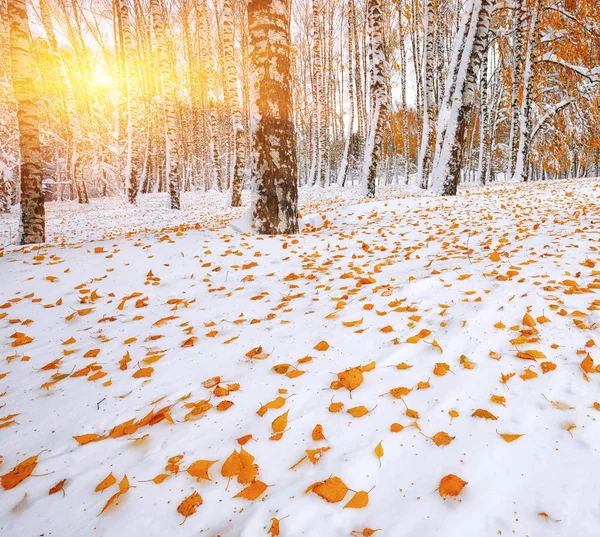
[0,0,599,240]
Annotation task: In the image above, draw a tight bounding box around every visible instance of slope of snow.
[1,179,599,537]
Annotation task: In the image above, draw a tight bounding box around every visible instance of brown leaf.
[49,478,67,495]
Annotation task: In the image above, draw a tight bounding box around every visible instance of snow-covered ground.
[1,178,600,537]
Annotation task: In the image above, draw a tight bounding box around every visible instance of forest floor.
[1,178,600,537]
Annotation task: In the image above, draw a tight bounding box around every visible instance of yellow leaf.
[344,490,369,509]
[498,433,523,443]
[343,319,363,327]
[433,362,450,376]
[541,361,556,373]
[272,411,289,433]
[374,441,384,465]
[268,518,282,536]
[1,456,38,490]
[221,451,242,478]
[151,474,169,484]
[359,361,376,372]
[186,460,217,481]
[177,491,203,519]
[329,402,343,412]
[389,386,411,398]
[431,339,443,353]
[472,409,498,420]
[516,350,546,360]
[95,473,116,492]
[490,395,506,407]
[520,368,538,380]
[489,251,501,262]
[580,354,594,374]
[337,367,363,392]
[522,313,536,327]
[406,408,419,419]
[347,406,369,418]
[307,476,348,503]
[430,432,454,446]
[438,474,467,497]
[100,475,129,514]
[314,341,330,351]
[312,424,326,441]
[73,433,104,445]
[234,480,268,500]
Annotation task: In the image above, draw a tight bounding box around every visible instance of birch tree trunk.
[350,0,365,173]
[312,0,326,186]
[363,0,388,199]
[431,0,495,196]
[116,0,141,204]
[508,0,524,177]
[513,0,540,183]
[223,0,246,207]
[338,2,353,187]
[0,0,12,212]
[477,43,490,185]
[8,0,45,243]
[150,0,180,209]
[417,0,436,189]
[248,0,298,234]
[397,0,409,184]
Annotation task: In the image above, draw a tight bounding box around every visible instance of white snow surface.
[1,179,600,537]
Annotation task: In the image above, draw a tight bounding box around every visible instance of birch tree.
[508,0,525,177]
[223,0,246,206]
[417,0,436,189]
[8,0,45,243]
[115,0,142,204]
[513,0,540,182]
[150,0,180,209]
[0,0,14,212]
[248,0,298,234]
[431,0,495,195]
[363,0,388,198]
